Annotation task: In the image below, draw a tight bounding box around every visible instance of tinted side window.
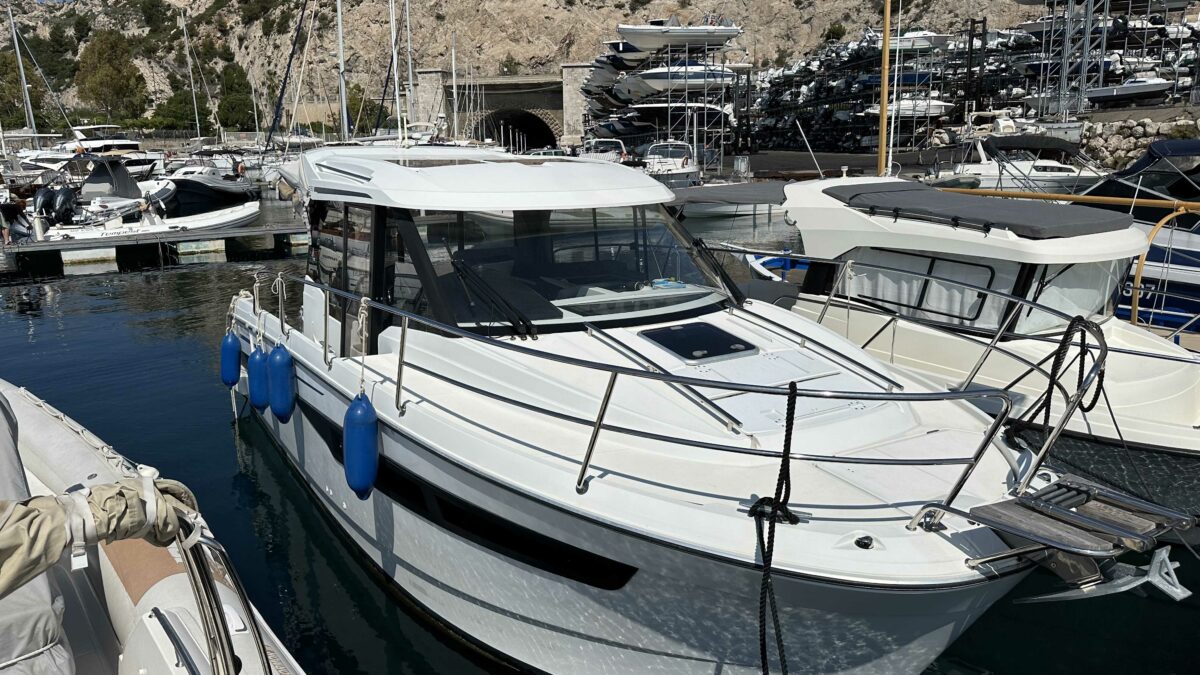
[307,200,346,290]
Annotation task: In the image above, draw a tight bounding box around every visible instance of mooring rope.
[1005,316,1103,447]
[748,381,800,675]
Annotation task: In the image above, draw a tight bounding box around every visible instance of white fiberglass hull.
[241,364,1024,675]
[616,24,742,52]
[229,286,1032,674]
[41,201,260,241]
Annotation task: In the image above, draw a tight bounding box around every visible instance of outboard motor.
[32,187,55,223]
[52,187,75,226]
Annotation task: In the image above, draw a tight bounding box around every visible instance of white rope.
[0,639,63,669]
[357,297,370,393]
[226,290,252,330]
[271,272,289,337]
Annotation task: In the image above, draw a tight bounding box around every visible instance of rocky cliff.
[1,0,1041,126]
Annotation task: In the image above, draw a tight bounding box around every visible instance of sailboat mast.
[8,5,37,145]
[876,0,892,176]
[180,11,202,139]
[334,0,350,140]
[451,32,458,140]
[388,0,403,142]
[404,0,415,120]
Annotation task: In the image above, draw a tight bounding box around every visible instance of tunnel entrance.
[475,109,557,150]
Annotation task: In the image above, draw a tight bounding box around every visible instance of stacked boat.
[582,15,743,152]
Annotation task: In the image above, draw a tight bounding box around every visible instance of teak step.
[969,500,1117,556]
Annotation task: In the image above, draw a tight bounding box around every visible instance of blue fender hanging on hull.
[247,346,270,413]
[219,331,241,388]
[343,393,379,500]
[268,344,297,422]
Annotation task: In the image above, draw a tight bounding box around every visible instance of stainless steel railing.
[233,273,1035,517]
[709,246,1115,520]
[175,516,273,675]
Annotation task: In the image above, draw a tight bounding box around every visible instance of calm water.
[0,207,1197,674]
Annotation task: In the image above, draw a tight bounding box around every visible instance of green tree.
[498,53,521,76]
[23,24,78,90]
[220,63,252,97]
[0,52,48,130]
[823,23,847,42]
[346,83,384,135]
[218,92,257,131]
[150,88,212,134]
[75,30,149,120]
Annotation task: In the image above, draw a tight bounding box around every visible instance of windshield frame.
[389,203,732,336]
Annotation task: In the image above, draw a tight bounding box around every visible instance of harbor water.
[1,204,1199,674]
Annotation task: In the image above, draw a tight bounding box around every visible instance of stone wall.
[1082,116,1200,169]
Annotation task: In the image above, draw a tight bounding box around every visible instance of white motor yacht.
[223,146,1192,674]
[932,135,1107,193]
[641,139,701,188]
[0,379,303,675]
[762,177,1200,511]
[1086,77,1175,106]
[17,156,260,243]
[639,61,738,92]
[616,18,742,52]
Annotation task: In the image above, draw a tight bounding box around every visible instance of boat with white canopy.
[756,177,1200,512]
[221,146,1192,674]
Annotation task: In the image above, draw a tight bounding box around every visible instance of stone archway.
[469,108,563,149]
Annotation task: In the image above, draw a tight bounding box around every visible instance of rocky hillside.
[0,0,1042,130]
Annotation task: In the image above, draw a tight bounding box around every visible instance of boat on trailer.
[0,379,303,675]
[759,177,1200,512]
[223,146,1192,674]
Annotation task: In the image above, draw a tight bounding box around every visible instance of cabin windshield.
[647,145,691,159]
[587,140,624,153]
[402,204,726,332]
[1018,259,1128,332]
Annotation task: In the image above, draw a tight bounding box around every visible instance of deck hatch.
[638,322,757,364]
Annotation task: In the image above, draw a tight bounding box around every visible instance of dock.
[0,220,309,278]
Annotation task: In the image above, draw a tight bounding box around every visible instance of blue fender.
[267,344,297,422]
[219,331,241,388]
[343,393,379,500]
[247,346,270,413]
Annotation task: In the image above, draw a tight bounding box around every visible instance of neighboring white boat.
[777,177,1200,467]
[20,157,260,243]
[616,18,742,52]
[0,379,304,675]
[640,139,700,187]
[639,61,738,92]
[865,96,954,118]
[224,145,1193,674]
[935,135,1107,193]
[890,29,952,51]
[1086,77,1175,106]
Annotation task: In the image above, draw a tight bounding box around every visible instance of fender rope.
[748,381,801,674]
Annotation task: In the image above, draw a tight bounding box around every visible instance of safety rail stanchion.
[816,260,850,325]
[322,289,333,367]
[395,316,409,414]
[576,372,619,494]
[962,301,1022,390]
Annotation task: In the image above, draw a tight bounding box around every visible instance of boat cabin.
[296,147,732,356]
[783,178,1147,334]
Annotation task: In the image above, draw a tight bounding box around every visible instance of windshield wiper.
[444,242,536,338]
[693,238,746,307]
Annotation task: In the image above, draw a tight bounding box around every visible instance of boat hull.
[244,370,1027,675]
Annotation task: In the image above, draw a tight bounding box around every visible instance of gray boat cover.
[0,395,72,674]
[822,181,1132,239]
[668,181,789,206]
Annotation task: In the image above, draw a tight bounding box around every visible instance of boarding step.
[967,474,1195,559]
